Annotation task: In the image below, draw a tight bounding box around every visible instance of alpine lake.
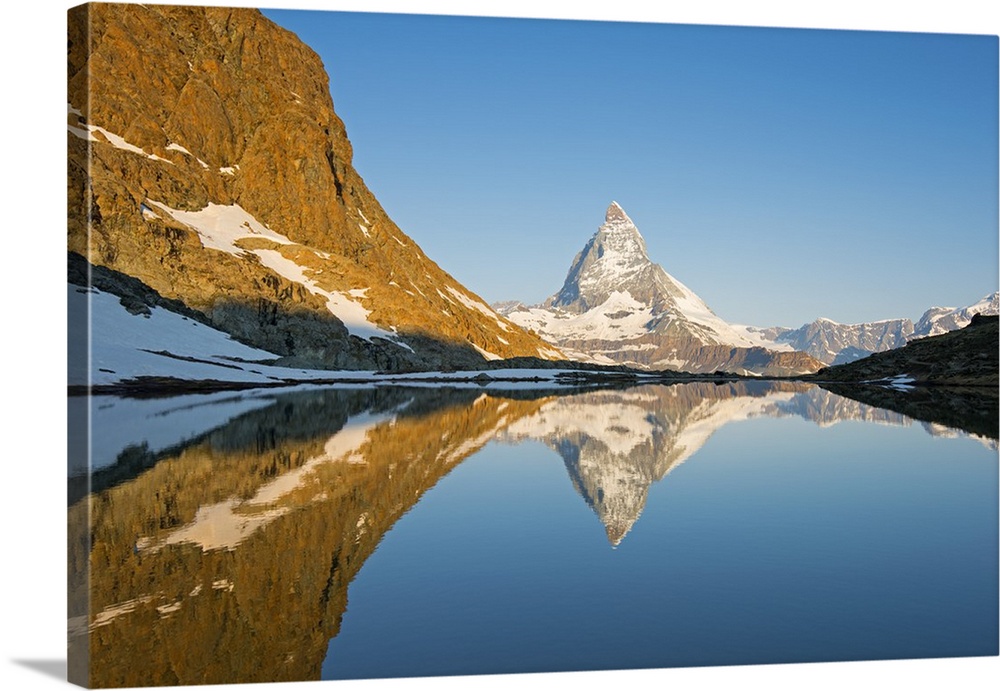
[68,380,999,686]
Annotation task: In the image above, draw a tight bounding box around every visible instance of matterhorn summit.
[548,202,654,312]
[498,202,824,375]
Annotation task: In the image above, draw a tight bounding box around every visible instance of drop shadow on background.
[13,659,66,681]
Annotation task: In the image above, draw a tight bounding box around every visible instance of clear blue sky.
[261,7,998,327]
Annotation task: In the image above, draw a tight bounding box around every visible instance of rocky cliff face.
[67,4,562,371]
[498,203,824,375]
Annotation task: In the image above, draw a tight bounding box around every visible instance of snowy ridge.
[913,291,1000,338]
[502,202,804,372]
[772,316,914,365]
[666,273,788,349]
[770,291,999,364]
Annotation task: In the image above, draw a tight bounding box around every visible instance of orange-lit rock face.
[68,4,562,372]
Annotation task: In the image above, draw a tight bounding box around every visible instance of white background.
[2,1,997,690]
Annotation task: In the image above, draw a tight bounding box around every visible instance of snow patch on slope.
[71,284,326,387]
[148,200,406,346]
[71,283,585,388]
[445,286,513,332]
[166,141,210,168]
[509,291,654,341]
[68,119,172,164]
[147,201,293,255]
[471,343,503,361]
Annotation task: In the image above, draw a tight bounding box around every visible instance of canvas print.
[66,2,999,688]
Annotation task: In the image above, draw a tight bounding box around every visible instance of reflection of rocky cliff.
[69,387,547,687]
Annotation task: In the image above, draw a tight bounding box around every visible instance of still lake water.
[68,382,998,686]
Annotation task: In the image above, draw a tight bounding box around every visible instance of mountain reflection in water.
[68,382,997,686]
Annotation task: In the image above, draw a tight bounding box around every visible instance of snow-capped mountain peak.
[500,203,822,375]
[547,202,653,312]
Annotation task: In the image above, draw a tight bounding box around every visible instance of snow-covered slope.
[69,283,578,390]
[69,284,347,388]
[498,203,822,375]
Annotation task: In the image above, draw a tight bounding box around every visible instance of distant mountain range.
[913,292,1000,337]
[817,313,999,387]
[496,203,824,376]
[760,292,999,365]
